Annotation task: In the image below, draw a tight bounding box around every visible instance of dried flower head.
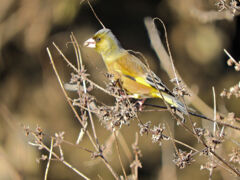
[216,0,240,15]
[226,112,236,124]
[97,97,137,130]
[54,132,65,147]
[229,148,240,164]
[36,154,48,163]
[173,150,194,169]
[227,58,234,66]
[234,64,240,71]
[205,131,224,149]
[150,124,169,145]
[200,161,217,174]
[195,127,206,137]
[220,82,240,99]
[35,125,44,142]
[139,121,151,136]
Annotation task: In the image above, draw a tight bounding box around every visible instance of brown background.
[0,0,239,179]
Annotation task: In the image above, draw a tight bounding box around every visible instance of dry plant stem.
[170,138,198,152]
[52,42,121,99]
[144,18,240,176]
[70,33,81,71]
[61,139,93,153]
[44,138,54,180]
[71,33,104,149]
[114,131,127,179]
[47,48,97,150]
[212,87,217,135]
[215,159,237,176]
[101,157,119,180]
[164,98,238,176]
[144,17,215,119]
[224,49,238,64]
[153,17,196,131]
[103,131,132,165]
[69,33,87,145]
[87,0,106,29]
[70,33,87,94]
[58,145,64,160]
[47,48,119,179]
[69,98,97,113]
[152,18,179,88]
[132,133,140,180]
[52,42,78,72]
[31,133,90,180]
[118,132,133,163]
[210,148,240,176]
[205,119,240,131]
[138,49,177,119]
[165,122,179,155]
[87,102,100,146]
[76,127,86,144]
[178,113,240,176]
[145,103,240,131]
[58,138,123,177]
[184,118,240,176]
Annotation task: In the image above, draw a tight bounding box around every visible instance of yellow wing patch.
[135,77,152,88]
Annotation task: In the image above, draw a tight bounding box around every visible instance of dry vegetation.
[1,0,240,179]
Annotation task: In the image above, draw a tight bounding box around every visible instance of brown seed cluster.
[221,82,240,99]
[229,148,240,164]
[173,150,194,169]
[216,0,240,16]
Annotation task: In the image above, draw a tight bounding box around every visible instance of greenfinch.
[84,28,187,114]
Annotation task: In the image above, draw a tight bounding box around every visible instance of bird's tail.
[157,92,188,114]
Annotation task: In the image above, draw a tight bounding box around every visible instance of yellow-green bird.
[84,28,187,114]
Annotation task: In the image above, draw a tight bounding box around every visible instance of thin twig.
[46,47,97,150]
[170,138,199,153]
[150,103,240,131]
[153,17,180,88]
[114,130,127,179]
[53,41,121,99]
[212,87,217,135]
[87,0,106,29]
[144,17,216,119]
[210,149,240,176]
[154,18,196,128]
[31,132,90,180]
[118,132,133,163]
[132,133,141,180]
[47,47,119,179]
[76,126,87,144]
[143,18,240,132]
[224,49,238,64]
[87,100,99,145]
[44,138,54,180]
[61,139,94,154]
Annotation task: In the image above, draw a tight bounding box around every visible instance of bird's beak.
[83,38,96,48]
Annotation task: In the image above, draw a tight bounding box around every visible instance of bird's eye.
[96,37,101,42]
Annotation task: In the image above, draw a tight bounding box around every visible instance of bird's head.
[84,28,122,57]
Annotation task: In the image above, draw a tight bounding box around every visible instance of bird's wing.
[144,72,175,96]
[112,52,175,96]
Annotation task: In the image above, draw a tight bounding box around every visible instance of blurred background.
[0,0,240,179]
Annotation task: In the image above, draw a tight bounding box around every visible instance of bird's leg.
[170,105,186,123]
[135,99,146,111]
[170,105,177,113]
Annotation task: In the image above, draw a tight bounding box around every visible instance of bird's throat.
[101,48,126,62]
